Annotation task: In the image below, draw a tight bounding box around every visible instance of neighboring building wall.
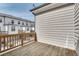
[75,4,79,55]
[35,4,75,50]
[5,17,18,34]
[0,16,5,32]
[0,14,34,34]
[4,17,28,34]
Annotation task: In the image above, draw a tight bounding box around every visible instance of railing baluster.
[14,35,15,47]
[12,36,13,47]
[15,36,17,46]
[13,35,15,47]
[18,35,20,45]
[23,34,24,44]
[29,34,31,41]
[21,34,23,46]
[16,35,17,46]
[10,36,11,48]
[0,37,1,52]
[17,35,18,45]
[25,34,26,42]
[16,35,18,46]
[4,37,5,50]
[6,36,8,49]
[19,34,21,45]
[14,35,16,46]
[18,35,19,45]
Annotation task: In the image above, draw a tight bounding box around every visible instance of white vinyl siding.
[36,4,75,50]
[75,4,79,55]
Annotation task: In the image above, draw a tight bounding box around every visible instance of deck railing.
[0,31,8,35]
[0,32,36,53]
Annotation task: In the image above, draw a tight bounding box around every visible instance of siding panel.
[36,4,75,50]
[75,4,79,55]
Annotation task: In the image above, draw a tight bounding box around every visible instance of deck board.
[1,42,77,56]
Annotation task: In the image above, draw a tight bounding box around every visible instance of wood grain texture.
[1,42,77,56]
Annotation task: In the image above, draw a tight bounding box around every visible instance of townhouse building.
[0,13,35,34]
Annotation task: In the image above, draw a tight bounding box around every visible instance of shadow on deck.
[1,42,77,56]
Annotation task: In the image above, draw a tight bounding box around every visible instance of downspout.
[32,4,36,32]
[34,14,36,32]
[31,4,37,41]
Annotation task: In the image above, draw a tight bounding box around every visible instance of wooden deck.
[1,42,77,56]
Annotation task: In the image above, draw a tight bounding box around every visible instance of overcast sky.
[0,3,42,21]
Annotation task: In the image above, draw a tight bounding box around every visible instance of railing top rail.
[0,32,36,37]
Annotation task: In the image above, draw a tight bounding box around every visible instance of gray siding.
[36,4,75,50]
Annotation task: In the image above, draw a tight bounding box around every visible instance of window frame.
[11,20,14,24]
[18,21,20,24]
[11,25,15,31]
[22,22,24,25]
[0,18,2,23]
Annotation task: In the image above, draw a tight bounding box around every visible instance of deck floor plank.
[1,42,77,56]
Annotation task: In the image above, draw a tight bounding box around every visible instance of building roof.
[31,3,74,15]
[30,3,50,11]
[0,13,34,23]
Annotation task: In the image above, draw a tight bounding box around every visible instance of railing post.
[21,39,23,46]
[21,34,23,46]
[23,33,25,44]
[35,33,37,41]
[6,36,8,49]
[4,37,6,50]
[0,37,1,52]
[9,36,11,48]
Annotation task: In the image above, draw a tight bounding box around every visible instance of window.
[11,20,14,24]
[0,19,2,23]
[11,26,15,31]
[29,23,33,27]
[18,21,20,24]
[22,22,24,25]
[27,27,29,31]
[26,23,28,26]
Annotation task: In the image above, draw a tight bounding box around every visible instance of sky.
[0,3,42,21]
